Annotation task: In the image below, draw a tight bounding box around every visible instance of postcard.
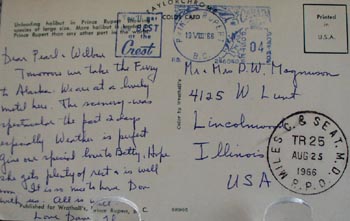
[0,0,349,220]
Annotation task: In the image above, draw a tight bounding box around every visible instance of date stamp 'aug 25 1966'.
[267,111,348,195]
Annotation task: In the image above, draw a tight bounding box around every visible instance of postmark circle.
[267,111,348,195]
[173,10,227,62]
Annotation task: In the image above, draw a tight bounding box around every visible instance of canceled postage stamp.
[173,5,272,63]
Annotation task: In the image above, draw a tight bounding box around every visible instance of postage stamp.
[116,12,163,58]
[267,111,348,195]
[173,5,272,63]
